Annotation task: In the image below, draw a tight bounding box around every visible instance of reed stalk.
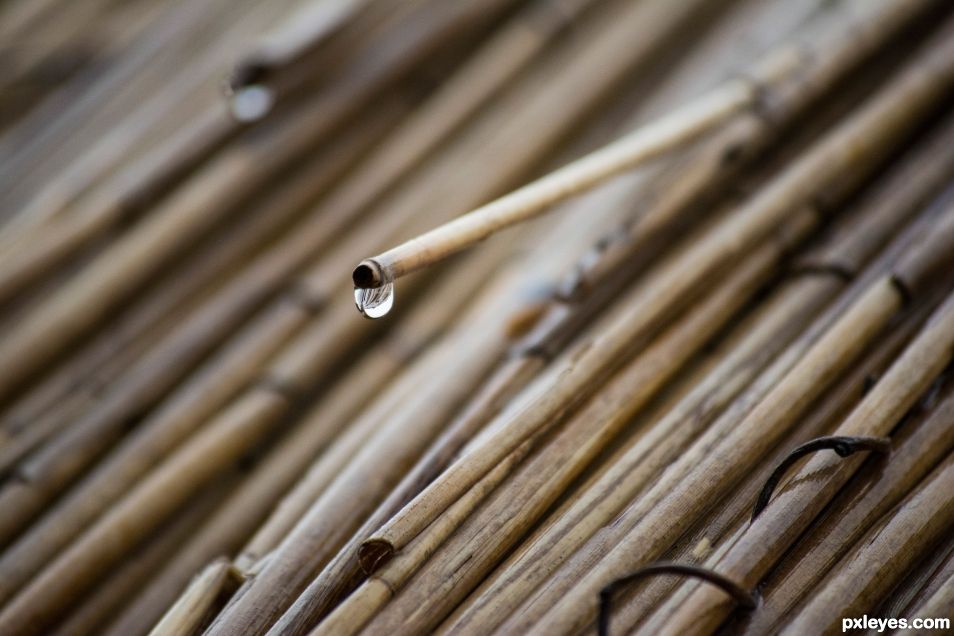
[611,305,934,635]
[532,201,954,634]
[0,0,507,401]
[453,107,954,632]
[353,0,942,290]
[147,559,243,636]
[366,23,954,565]
[652,253,954,634]
[97,236,515,636]
[737,384,954,635]
[781,454,954,635]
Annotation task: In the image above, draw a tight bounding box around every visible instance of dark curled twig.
[751,435,891,520]
[598,562,758,636]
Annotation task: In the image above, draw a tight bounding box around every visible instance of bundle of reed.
[2,0,954,635]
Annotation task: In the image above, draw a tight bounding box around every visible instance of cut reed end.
[229,57,270,92]
[358,538,395,574]
[353,259,385,289]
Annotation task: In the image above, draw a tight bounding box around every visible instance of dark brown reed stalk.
[366,19,954,568]
[735,384,954,634]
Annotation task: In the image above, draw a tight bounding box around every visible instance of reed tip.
[352,260,384,288]
[229,57,270,92]
[357,538,395,574]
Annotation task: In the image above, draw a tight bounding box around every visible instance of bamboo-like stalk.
[365,23,954,565]
[611,303,935,635]
[651,255,954,635]
[781,454,954,635]
[353,78,762,288]
[452,106,954,632]
[521,189,954,634]
[0,0,509,402]
[352,0,941,290]
[97,233,516,636]
[147,559,243,636]
[337,208,817,635]
[736,385,954,635]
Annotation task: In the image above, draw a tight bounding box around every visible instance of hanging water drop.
[230,84,274,122]
[354,282,394,319]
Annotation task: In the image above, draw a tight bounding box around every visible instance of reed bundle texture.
[1,0,953,635]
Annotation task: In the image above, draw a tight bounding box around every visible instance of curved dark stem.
[598,562,758,636]
[752,435,891,521]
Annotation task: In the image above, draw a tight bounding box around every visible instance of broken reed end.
[353,259,386,289]
[358,538,395,574]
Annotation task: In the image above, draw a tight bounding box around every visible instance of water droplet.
[354,282,394,319]
[230,85,274,122]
